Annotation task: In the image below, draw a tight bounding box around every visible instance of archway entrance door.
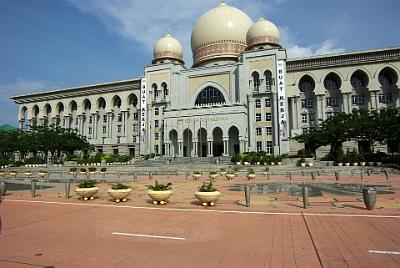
[213,127,223,157]
[228,126,240,156]
[183,129,193,157]
[198,128,207,157]
[169,130,178,156]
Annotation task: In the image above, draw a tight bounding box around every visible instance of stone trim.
[193,41,247,66]
[247,36,280,48]
[154,51,183,61]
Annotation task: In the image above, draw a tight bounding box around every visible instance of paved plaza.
[1,172,400,267]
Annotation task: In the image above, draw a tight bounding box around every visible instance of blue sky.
[1,0,399,126]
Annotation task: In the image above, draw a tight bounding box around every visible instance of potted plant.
[108,183,132,203]
[0,170,6,177]
[75,179,98,201]
[307,161,314,167]
[262,167,269,177]
[359,154,366,166]
[276,156,283,165]
[225,169,235,181]
[80,168,87,175]
[69,167,77,175]
[24,170,33,178]
[298,157,306,167]
[147,180,173,205]
[194,180,220,206]
[208,171,218,180]
[9,171,17,178]
[192,171,202,180]
[88,167,96,175]
[38,170,48,179]
[219,168,227,176]
[246,168,256,180]
[336,154,344,167]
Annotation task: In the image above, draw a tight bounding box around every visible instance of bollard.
[362,187,376,210]
[317,170,321,176]
[149,171,153,180]
[0,181,7,196]
[311,172,316,181]
[65,181,70,199]
[31,180,36,198]
[351,170,354,176]
[302,185,308,209]
[384,170,389,181]
[267,173,270,180]
[334,171,340,182]
[302,170,304,177]
[167,172,170,180]
[367,169,371,176]
[245,185,251,207]
[289,172,292,181]
[360,171,363,181]
[133,172,138,182]
[186,171,189,180]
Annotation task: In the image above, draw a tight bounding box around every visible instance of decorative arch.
[212,127,223,157]
[56,102,65,115]
[350,69,369,88]
[128,94,138,107]
[32,105,39,118]
[197,127,208,157]
[83,99,91,111]
[44,103,52,117]
[251,71,260,91]
[169,129,178,156]
[298,74,316,92]
[378,66,398,86]
[324,72,342,90]
[69,100,78,113]
[161,82,168,97]
[228,126,240,156]
[112,95,122,108]
[264,69,274,90]
[97,97,106,110]
[182,128,193,157]
[19,106,28,121]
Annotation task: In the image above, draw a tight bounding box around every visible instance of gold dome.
[191,2,253,66]
[246,18,280,50]
[153,34,184,64]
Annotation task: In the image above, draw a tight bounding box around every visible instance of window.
[103,115,107,123]
[155,108,159,115]
[256,127,262,136]
[264,70,274,90]
[266,127,272,135]
[152,83,158,100]
[324,73,341,90]
[309,114,315,123]
[256,113,261,122]
[307,99,314,108]
[252,71,260,91]
[155,145,159,154]
[89,116,92,124]
[266,141,273,154]
[88,127,92,134]
[326,97,339,107]
[155,133,159,140]
[133,136,137,143]
[301,99,306,108]
[162,82,168,97]
[379,93,393,103]
[352,95,365,105]
[299,75,315,92]
[102,126,106,133]
[195,86,226,106]
[117,126,121,133]
[265,97,272,107]
[379,68,397,86]
[302,114,308,123]
[326,111,334,119]
[118,114,122,122]
[155,120,159,128]
[133,112,138,120]
[255,99,261,108]
[133,125,137,132]
[351,70,368,88]
[256,141,262,152]
[117,137,120,144]
[265,113,272,121]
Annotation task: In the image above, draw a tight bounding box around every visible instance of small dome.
[246,18,280,50]
[191,2,253,66]
[153,34,184,64]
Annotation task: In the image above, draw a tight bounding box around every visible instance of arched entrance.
[169,130,178,156]
[228,126,240,156]
[198,128,207,157]
[183,129,193,157]
[213,127,223,157]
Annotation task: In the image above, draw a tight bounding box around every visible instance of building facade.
[11,2,400,158]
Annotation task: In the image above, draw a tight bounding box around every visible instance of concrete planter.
[277,162,282,165]
[243,162,250,166]
[362,187,376,210]
[24,172,33,178]
[38,172,47,179]
[360,162,366,166]
[307,162,314,167]
[75,187,99,200]
[108,188,132,203]
[147,190,172,205]
[192,173,202,180]
[194,191,220,206]
[220,171,227,176]
[0,172,6,177]
[262,171,268,177]
[337,163,343,167]
[225,173,235,180]
[246,173,256,180]
[208,173,218,180]
[9,172,17,178]
[352,162,358,166]
[345,163,350,166]
[236,162,241,165]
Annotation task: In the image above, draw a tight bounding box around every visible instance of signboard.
[140,78,147,144]
[276,60,288,141]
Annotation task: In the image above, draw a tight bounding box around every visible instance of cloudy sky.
[0,0,399,126]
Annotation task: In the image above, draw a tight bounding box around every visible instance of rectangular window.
[265,97,272,107]
[326,97,339,107]
[103,115,107,123]
[118,114,122,122]
[301,99,306,108]
[155,120,159,128]
[266,141,273,154]
[133,125,137,132]
[379,93,393,103]
[309,114,315,123]
[307,99,314,108]
[133,113,138,120]
[255,99,261,108]
[256,127,262,136]
[155,107,159,115]
[352,95,365,105]
[256,141,262,152]
[326,111,334,119]
[155,133,159,140]
[102,126,106,133]
[133,136,137,143]
[155,145,159,154]
[265,113,272,121]
[266,127,272,135]
[117,137,120,144]
[302,114,308,123]
[117,126,121,133]
[256,113,261,122]
[88,128,92,134]
[89,116,92,124]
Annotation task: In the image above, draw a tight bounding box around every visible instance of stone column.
[122,111,128,137]
[194,141,198,156]
[321,95,327,122]
[223,138,229,156]
[18,120,24,130]
[240,140,245,154]
[178,142,183,157]
[107,112,113,139]
[290,98,296,131]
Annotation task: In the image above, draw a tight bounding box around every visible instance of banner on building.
[140,78,147,144]
[276,60,288,141]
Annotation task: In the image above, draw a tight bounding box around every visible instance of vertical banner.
[276,60,288,141]
[140,78,147,144]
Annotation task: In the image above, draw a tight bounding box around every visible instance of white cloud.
[0,80,62,99]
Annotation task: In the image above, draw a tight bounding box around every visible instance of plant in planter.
[297,157,306,167]
[194,180,220,206]
[262,167,269,177]
[108,183,132,203]
[231,154,241,165]
[38,170,48,178]
[208,171,218,180]
[275,156,283,165]
[9,170,17,178]
[24,170,33,178]
[147,180,173,205]
[246,168,256,180]
[88,167,96,175]
[80,168,87,175]
[219,168,227,176]
[75,179,98,201]
[0,169,5,177]
[192,171,202,180]
[225,168,235,181]
[359,154,366,166]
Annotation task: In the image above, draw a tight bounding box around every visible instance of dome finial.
[219,0,227,6]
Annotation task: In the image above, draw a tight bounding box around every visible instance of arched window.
[161,82,168,97]
[350,70,368,88]
[195,86,226,106]
[299,75,315,92]
[324,73,341,90]
[264,70,274,90]
[113,96,122,108]
[252,71,260,91]
[97,98,106,110]
[378,67,397,86]
[128,94,138,107]
[152,83,158,99]
[83,99,91,111]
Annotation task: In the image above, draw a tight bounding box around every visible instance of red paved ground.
[1,200,400,268]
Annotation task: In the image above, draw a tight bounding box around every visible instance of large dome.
[153,34,184,64]
[191,2,253,67]
[246,18,280,50]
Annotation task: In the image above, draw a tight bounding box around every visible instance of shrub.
[231,154,241,163]
[39,170,47,173]
[193,171,202,175]
[198,180,218,192]
[78,179,97,188]
[111,183,130,190]
[69,167,77,172]
[247,168,255,174]
[65,155,80,161]
[147,180,172,191]
[100,168,107,173]
[25,156,45,164]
